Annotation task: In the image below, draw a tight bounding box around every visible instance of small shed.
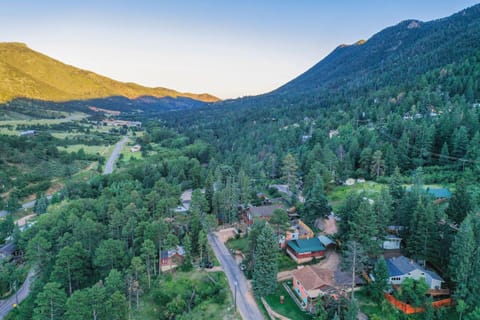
[318,235,336,249]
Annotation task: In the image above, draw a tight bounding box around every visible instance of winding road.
[0,271,35,319]
[103,136,128,175]
[208,232,264,320]
[0,135,127,218]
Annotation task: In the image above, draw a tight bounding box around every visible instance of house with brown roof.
[242,204,285,225]
[292,265,363,311]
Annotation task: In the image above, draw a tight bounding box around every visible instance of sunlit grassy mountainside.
[0,42,219,103]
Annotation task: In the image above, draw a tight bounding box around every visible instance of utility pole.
[234,280,238,312]
[13,280,18,307]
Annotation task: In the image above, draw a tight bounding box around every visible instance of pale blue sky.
[1,1,478,98]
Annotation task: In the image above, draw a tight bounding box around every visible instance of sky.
[1,1,479,99]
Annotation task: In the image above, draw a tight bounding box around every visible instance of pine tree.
[34,193,49,215]
[252,223,278,297]
[449,214,480,310]
[452,126,469,160]
[281,153,299,193]
[446,179,472,225]
[342,240,367,299]
[388,167,404,210]
[370,257,389,302]
[407,196,436,262]
[349,200,379,255]
[34,282,67,320]
[345,298,359,320]
[439,142,450,165]
[302,175,331,227]
[373,188,393,234]
[370,150,385,178]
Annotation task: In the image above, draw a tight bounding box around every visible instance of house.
[160,246,185,271]
[279,219,314,248]
[102,119,142,127]
[386,256,444,290]
[426,188,452,200]
[243,204,284,225]
[286,237,326,263]
[20,130,36,136]
[382,235,402,250]
[270,184,292,197]
[130,144,141,152]
[406,187,452,201]
[292,265,363,311]
[328,130,339,139]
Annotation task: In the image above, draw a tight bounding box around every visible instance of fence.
[384,293,453,314]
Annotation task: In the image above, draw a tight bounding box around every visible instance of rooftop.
[386,255,443,282]
[293,266,363,291]
[249,204,284,218]
[318,235,335,247]
[287,237,326,254]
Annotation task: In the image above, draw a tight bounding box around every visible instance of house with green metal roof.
[286,237,326,263]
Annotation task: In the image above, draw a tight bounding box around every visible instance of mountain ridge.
[0,42,219,104]
[266,3,480,101]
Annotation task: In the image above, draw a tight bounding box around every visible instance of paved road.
[103,136,128,175]
[208,233,264,320]
[0,195,52,218]
[0,270,35,319]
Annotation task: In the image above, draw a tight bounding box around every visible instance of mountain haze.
[0,42,219,104]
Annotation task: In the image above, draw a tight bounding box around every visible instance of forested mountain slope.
[272,3,480,100]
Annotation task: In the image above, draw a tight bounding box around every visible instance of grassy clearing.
[264,282,311,320]
[60,144,115,160]
[0,112,86,126]
[120,138,144,161]
[328,181,385,210]
[225,236,249,252]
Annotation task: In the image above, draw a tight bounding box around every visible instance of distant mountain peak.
[270,3,480,100]
[406,20,422,29]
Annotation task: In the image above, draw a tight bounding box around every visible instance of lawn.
[120,138,144,162]
[0,112,86,126]
[328,181,385,210]
[264,282,312,320]
[278,252,298,271]
[60,144,115,161]
[225,236,249,252]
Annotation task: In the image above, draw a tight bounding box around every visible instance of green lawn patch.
[225,236,249,252]
[277,252,298,272]
[328,181,386,210]
[264,283,312,320]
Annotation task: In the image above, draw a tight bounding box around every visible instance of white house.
[382,235,402,250]
[386,256,444,290]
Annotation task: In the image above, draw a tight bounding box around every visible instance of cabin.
[286,237,326,263]
[160,246,185,271]
[386,256,444,290]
